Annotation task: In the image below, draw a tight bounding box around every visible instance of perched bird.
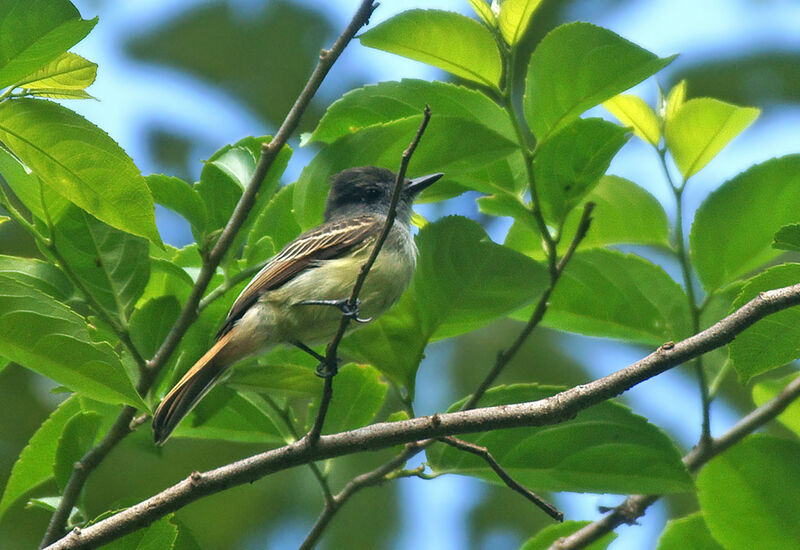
[152,166,443,444]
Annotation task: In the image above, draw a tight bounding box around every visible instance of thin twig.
[550,371,800,550]
[262,395,334,504]
[439,436,563,521]
[43,281,800,549]
[39,2,379,546]
[305,104,432,444]
[463,202,595,411]
[299,442,425,550]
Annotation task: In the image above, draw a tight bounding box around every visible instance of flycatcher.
[152,166,443,444]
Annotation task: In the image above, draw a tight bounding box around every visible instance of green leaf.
[0,395,81,520]
[504,176,670,259]
[359,10,502,89]
[533,117,629,223]
[171,388,284,444]
[293,116,518,229]
[515,249,692,345]
[521,521,616,550]
[228,362,322,397]
[0,99,162,244]
[427,385,692,494]
[54,411,101,492]
[316,364,387,435]
[0,145,69,223]
[524,22,674,139]
[129,296,181,360]
[498,0,543,45]
[23,88,95,100]
[308,79,515,145]
[603,93,661,145]
[0,275,146,407]
[244,183,300,265]
[729,264,800,382]
[0,1,96,88]
[664,79,687,123]
[53,204,150,321]
[467,0,496,28]
[0,254,72,300]
[15,52,96,90]
[657,513,725,550]
[690,156,800,291]
[344,217,547,394]
[107,515,179,550]
[146,174,207,241]
[697,435,800,550]
[752,373,800,437]
[665,98,759,179]
[773,223,800,252]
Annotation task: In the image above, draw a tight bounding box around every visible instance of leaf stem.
[658,147,711,445]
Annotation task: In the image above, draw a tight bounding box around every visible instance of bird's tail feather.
[152,332,233,445]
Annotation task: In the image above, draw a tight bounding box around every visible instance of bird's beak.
[405,172,444,195]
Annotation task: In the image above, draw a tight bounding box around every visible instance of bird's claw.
[296,298,372,323]
[315,359,340,379]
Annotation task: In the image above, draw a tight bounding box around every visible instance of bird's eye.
[364,188,381,200]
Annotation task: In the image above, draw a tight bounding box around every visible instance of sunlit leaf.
[664,79,687,123]
[314,364,388,435]
[53,205,150,321]
[0,254,72,300]
[308,79,515,145]
[15,52,96,90]
[0,275,146,407]
[752,373,800,437]
[513,249,692,345]
[0,0,96,88]
[729,264,800,382]
[690,155,800,291]
[533,118,629,223]
[467,0,496,28]
[0,99,162,244]
[665,98,759,179]
[524,22,674,139]
[657,513,723,550]
[604,93,661,145]
[146,174,208,241]
[498,0,543,45]
[359,10,502,89]
[773,223,800,252]
[697,436,800,550]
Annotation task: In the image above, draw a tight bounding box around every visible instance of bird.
[151,166,443,444]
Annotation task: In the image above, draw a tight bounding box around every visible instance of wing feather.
[217,215,381,337]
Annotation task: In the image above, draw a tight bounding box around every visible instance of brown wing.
[217,215,381,337]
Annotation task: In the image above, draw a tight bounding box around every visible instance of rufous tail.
[152,332,233,445]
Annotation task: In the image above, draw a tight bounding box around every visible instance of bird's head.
[324,166,443,222]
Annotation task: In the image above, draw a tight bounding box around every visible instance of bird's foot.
[295,298,372,323]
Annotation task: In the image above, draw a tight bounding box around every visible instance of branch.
[305,104,432,444]
[40,1,379,546]
[439,436,562,521]
[551,369,800,549]
[43,282,800,549]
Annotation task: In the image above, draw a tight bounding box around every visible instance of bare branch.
[551,370,800,549]
[306,104,432,443]
[39,1,379,546]
[43,282,800,550]
[440,436,562,521]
